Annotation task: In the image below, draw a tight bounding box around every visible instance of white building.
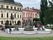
[0,0,23,25]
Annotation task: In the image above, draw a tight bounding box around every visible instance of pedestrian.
[2,23,5,32]
[37,23,41,30]
[35,24,37,28]
[9,27,12,34]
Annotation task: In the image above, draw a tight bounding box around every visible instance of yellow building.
[0,0,23,25]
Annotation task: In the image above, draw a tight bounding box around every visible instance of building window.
[10,13,14,19]
[23,13,25,17]
[25,13,26,17]
[1,5,3,8]
[20,15,21,18]
[11,6,13,9]
[7,13,8,18]
[1,14,3,18]
[14,7,16,10]
[35,14,37,18]
[14,14,16,18]
[17,8,19,10]
[20,8,21,11]
[6,6,8,9]
[18,15,19,18]
[1,21,3,24]
[15,21,16,24]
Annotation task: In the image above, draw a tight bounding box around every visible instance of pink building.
[22,7,40,22]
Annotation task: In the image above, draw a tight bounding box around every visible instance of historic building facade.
[22,7,40,22]
[0,0,23,25]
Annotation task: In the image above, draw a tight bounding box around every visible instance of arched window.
[6,6,9,9]
[17,15,19,18]
[1,21,3,24]
[14,14,16,18]
[10,13,14,20]
[11,6,13,9]
[17,21,21,25]
[1,14,3,18]
[15,21,16,24]
[20,15,21,18]
[7,13,8,18]
[17,8,19,10]
[1,5,3,8]
[20,8,21,11]
[14,7,16,10]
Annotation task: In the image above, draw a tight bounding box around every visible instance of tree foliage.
[40,0,53,24]
[40,0,47,25]
[45,0,53,24]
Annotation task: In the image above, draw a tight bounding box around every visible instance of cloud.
[14,0,40,9]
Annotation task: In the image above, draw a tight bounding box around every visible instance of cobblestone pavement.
[0,30,53,37]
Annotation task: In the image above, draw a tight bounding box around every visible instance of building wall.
[0,2,22,25]
[22,8,40,22]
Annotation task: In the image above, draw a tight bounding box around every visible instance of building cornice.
[0,1,23,7]
[0,8,22,12]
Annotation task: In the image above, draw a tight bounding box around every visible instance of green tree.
[33,18,40,25]
[40,0,48,25]
[45,0,53,24]
[40,0,53,25]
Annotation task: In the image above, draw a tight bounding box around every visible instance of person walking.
[9,27,12,34]
[2,23,5,32]
[37,23,41,30]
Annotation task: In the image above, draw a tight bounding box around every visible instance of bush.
[45,26,53,30]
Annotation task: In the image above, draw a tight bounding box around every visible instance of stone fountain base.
[5,27,52,34]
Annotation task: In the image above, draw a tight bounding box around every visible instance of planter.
[18,28,25,32]
[5,28,15,33]
[33,28,37,31]
[11,28,15,31]
[44,29,52,32]
[42,26,52,32]
[5,28,9,33]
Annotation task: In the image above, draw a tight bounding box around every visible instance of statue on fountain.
[24,17,33,31]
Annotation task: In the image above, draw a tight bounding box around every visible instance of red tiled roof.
[22,9,40,13]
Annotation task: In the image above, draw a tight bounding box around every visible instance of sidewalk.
[0,30,53,37]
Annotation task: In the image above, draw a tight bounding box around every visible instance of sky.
[14,0,41,9]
